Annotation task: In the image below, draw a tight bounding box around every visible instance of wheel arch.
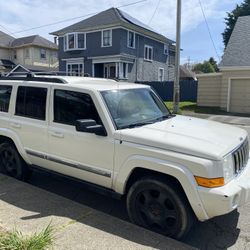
[113,157,209,221]
[0,130,31,165]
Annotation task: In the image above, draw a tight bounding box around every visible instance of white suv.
[0,75,249,239]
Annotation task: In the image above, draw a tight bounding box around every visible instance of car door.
[9,83,50,168]
[47,86,114,188]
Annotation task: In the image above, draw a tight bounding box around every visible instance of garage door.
[230,79,250,114]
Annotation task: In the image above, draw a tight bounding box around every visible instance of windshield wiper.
[122,121,154,129]
[155,114,170,121]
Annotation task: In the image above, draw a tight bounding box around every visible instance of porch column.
[115,62,118,78]
[92,63,95,77]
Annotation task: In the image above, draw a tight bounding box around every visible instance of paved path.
[0,174,194,250]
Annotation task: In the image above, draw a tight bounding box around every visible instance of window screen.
[54,90,101,126]
[15,86,47,120]
[0,85,12,112]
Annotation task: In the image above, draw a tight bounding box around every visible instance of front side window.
[0,85,12,112]
[54,90,101,126]
[40,48,46,59]
[15,86,47,120]
[144,45,153,61]
[128,31,135,48]
[64,33,86,50]
[102,88,170,129]
[164,44,169,55]
[102,30,112,47]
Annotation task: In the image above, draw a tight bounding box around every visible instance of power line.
[198,0,220,61]
[1,0,147,37]
[0,24,16,38]
[148,0,161,25]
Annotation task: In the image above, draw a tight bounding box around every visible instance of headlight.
[223,154,235,183]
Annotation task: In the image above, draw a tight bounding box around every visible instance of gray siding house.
[51,7,175,82]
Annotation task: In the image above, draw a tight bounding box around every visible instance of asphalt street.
[24,123,250,250]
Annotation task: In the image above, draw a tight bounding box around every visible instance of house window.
[66,63,84,76]
[102,29,112,47]
[40,48,46,59]
[64,33,86,51]
[144,45,153,61]
[128,31,135,48]
[13,50,17,59]
[158,68,164,82]
[25,48,30,59]
[164,44,169,55]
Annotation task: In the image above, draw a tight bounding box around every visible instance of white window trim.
[101,29,112,47]
[164,44,169,55]
[66,61,84,76]
[144,45,153,62]
[127,30,136,49]
[64,32,86,51]
[40,48,46,59]
[158,68,164,82]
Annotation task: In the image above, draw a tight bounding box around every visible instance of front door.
[47,87,114,188]
[104,63,116,79]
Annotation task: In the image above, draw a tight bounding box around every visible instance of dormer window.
[127,31,135,48]
[102,29,112,47]
[64,33,86,51]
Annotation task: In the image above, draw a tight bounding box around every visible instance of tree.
[222,0,250,47]
[208,57,219,72]
[193,61,215,73]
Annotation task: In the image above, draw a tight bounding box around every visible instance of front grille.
[233,140,249,174]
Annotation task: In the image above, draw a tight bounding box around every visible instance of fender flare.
[113,155,209,221]
[0,128,31,165]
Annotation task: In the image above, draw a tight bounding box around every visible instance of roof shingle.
[220,16,250,67]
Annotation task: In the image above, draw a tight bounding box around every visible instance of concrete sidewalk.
[0,174,195,250]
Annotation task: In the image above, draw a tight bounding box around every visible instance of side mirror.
[75,119,107,136]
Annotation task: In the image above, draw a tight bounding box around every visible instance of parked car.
[0,75,249,239]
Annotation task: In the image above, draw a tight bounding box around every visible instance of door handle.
[49,131,64,138]
[10,122,21,129]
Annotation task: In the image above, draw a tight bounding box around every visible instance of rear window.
[0,85,12,113]
[15,86,47,120]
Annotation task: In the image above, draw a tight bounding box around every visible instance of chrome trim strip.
[26,150,111,178]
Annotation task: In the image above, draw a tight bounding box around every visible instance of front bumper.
[198,153,250,219]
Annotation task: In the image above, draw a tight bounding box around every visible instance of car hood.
[119,115,247,160]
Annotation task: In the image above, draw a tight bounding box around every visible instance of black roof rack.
[0,75,66,84]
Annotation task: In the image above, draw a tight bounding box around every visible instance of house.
[0,31,58,74]
[51,7,176,82]
[197,16,250,114]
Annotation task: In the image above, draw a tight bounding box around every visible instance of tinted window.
[54,90,101,126]
[15,86,47,120]
[0,85,12,112]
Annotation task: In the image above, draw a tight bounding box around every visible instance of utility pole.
[173,0,181,114]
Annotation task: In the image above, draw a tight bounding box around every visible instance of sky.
[0,0,243,64]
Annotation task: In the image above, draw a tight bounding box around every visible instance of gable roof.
[51,7,173,44]
[0,31,15,48]
[220,16,250,67]
[11,35,58,49]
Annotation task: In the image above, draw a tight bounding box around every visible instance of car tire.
[0,142,31,181]
[126,176,194,239]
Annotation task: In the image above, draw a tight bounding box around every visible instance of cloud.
[0,0,231,41]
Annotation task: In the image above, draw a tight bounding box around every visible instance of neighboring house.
[180,65,196,81]
[197,16,250,114]
[51,7,175,82]
[0,31,58,74]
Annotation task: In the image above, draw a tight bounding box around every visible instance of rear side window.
[0,85,12,112]
[15,86,47,120]
[54,89,101,126]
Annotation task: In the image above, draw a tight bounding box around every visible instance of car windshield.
[101,88,170,129]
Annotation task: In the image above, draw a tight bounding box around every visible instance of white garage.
[229,79,250,114]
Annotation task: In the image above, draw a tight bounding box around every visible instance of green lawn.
[165,102,225,115]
